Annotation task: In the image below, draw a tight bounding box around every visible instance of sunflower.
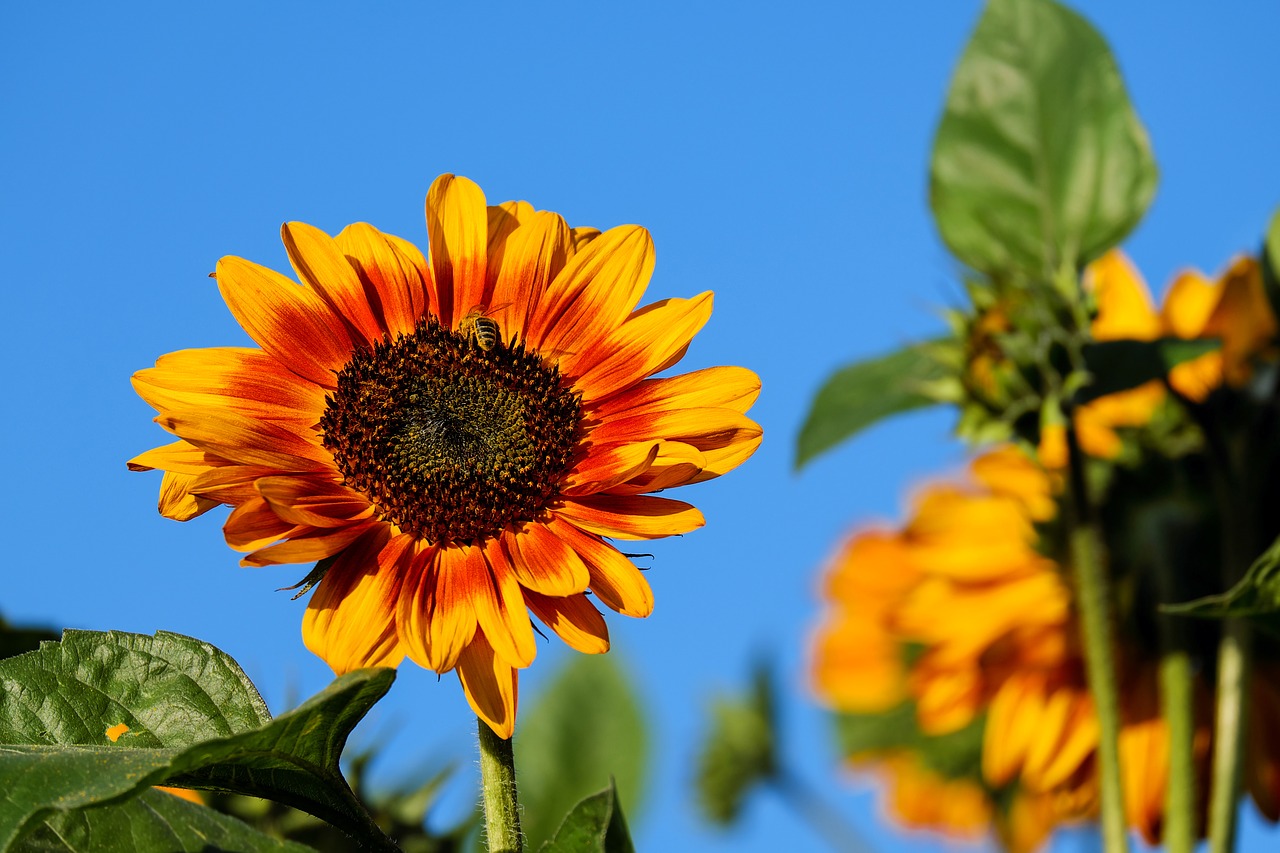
[131,174,762,737]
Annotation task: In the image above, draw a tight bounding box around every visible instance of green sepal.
[1163,534,1280,637]
[694,663,777,825]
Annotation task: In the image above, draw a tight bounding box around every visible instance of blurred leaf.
[1262,206,1280,322]
[0,629,396,851]
[835,702,984,780]
[1075,337,1220,404]
[695,664,777,825]
[930,0,1157,283]
[537,782,634,853]
[17,787,314,853]
[0,614,57,660]
[1164,534,1280,637]
[515,656,647,852]
[796,342,945,469]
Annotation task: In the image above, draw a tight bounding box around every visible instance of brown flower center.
[321,319,581,546]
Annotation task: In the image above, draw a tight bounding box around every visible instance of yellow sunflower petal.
[543,516,654,617]
[335,222,434,339]
[133,347,326,422]
[591,365,762,419]
[426,174,488,328]
[241,521,378,568]
[457,631,518,740]
[223,497,299,552]
[215,255,357,389]
[128,438,222,475]
[254,475,375,529]
[525,591,610,654]
[528,225,654,359]
[489,210,572,341]
[302,527,406,673]
[588,407,762,484]
[158,471,220,521]
[502,523,590,597]
[556,494,705,540]
[561,442,660,497]
[481,539,538,668]
[571,292,714,405]
[282,222,385,345]
[398,545,479,673]
[148,406,330,471]
[1086,249,1160,342]
[602,440,707,496]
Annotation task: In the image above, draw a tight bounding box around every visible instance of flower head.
[131,174,761,736]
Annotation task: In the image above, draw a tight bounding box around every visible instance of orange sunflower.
[130,173,762,737]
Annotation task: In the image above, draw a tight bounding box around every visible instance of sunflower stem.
[478,717,523,853]
[774,771,873,852]
[1158,631,1197,853]
[1064,420,1130,853]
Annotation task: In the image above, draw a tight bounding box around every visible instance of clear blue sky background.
[3,2,1278,851]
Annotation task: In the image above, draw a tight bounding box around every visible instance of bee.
[459,305,503,351]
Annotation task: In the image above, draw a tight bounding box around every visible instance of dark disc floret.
[320,319,582,546]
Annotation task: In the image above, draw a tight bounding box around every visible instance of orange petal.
[159,471,221,521]
[215,255,357,389]
[241,521,377,567]
[223,497,299,552]
[480,539,538,669]
[129,438,225,475]
[335,222,434,338]
[457,631,518,740]
[561,442,660,497]
[587,407,762,484]
[503,522,590,597]
[556,494,705,540]
[570,292,714,405]
[541,515,653,617]
[489,210,572,342]
[426,174,488,329]
[254,475,375,528]
[527,225,654,360]
[302,527,406,673]
[398,545,479,672]
[282,222,385,345]
[132,347,326,423]
[525,591,609,655]
[147,406,331,471]
[602,441,707,496]
[590,365,761,419]
[1085,250,1160,342]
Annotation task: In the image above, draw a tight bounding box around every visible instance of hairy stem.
[478,718,523,853]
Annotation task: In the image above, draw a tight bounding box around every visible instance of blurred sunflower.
[131,173,762,737]
[811,442,1280,847]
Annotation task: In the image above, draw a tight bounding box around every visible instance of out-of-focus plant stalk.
[774,771,871,853]
[1064,421,1130,853]
[478,719,523,853]
[1157,619,1197,853]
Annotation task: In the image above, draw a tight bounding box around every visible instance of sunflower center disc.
[321,319,582,546]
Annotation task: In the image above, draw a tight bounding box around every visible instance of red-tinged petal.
[543,516,653,617]
[502,522,590,597]
[555,494,704,540]
[570,292,714,405]
[302,527,406,673]
[282,221,384,345]
[525,591,609,654]
[489,210,572,342]
[561,442,659,497]
[587,407,761,481]
[479,539,538,669]
[132,347,326,423]
[223,497,299,552]
[426,174,488,328]
[526,225,654,359]
[590,366,761,419]
[398,545,479,673]
[254,475,375,528]
[149,407,331,471]
[191,464,280,506]
[215,255,357,389]
[335,222,434,338]
[158,471,220,521]
[603,441,707,496]
[241,521,377,567]
[457,631,518,740]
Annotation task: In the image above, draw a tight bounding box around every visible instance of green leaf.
[796,343,945,469]
[18,788,314,853]
[515,656,647,852]
[835,701,984,780]
[1261,206,1280,322]
[695,664,777,825]
[537,782,634,853]
[1075,337,1220,404]
[930,0,1157,283]
[0,630,396,852]
[1163,534,1280,637]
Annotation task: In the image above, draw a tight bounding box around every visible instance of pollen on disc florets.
[320,318,582,546]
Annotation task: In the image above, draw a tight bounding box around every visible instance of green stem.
[774,772,872,852]
[478,718,523,853]
[1208,619,1251,853]
[1064,422,1130,853]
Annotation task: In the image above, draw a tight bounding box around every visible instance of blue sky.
[3,2,1278,850]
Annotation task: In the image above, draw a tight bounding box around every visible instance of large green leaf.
[537,782,634,853]
[515,656,647,852]
[17,788,313,853]
[1163,534,1280,637]
[930,0,1157,283]
[795,343,945,469]
[0,630,396,851]
[1075,337,1220,404]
